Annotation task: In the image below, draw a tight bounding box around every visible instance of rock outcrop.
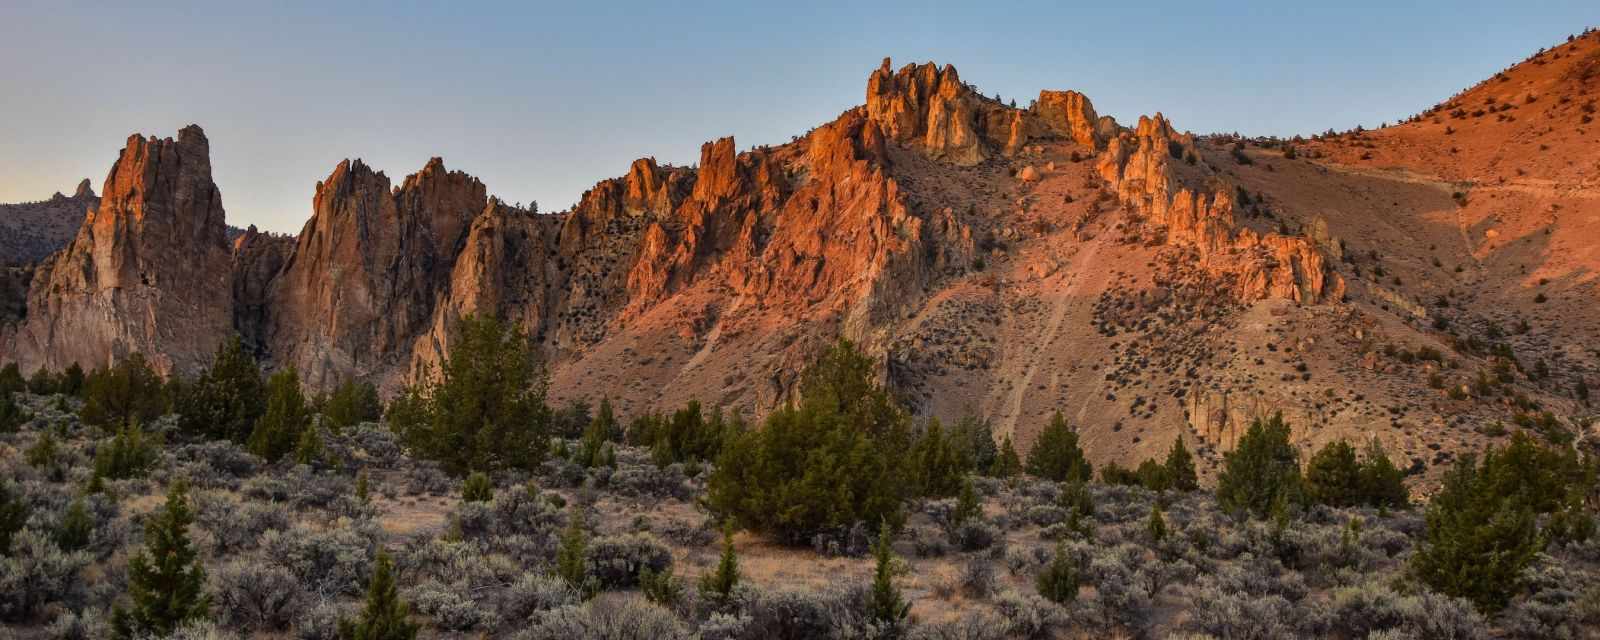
[867,58,1000,165]
[265,157,487,389]
[5,126,234,374]
[0,179,98,267]
[1096,114,1343,302]
[1033,90,1105,148]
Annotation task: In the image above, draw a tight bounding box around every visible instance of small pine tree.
[175,336,265,442]
[337,552,419,640]
[953,476,982,527]
[0,363,25,396]
[94,423,158,480]
[248,368,310,463]
[868,524,909,629]
[700,523,740,606]
[1411,451,1540,613]
[912,417,966,497]
[61,363,85,397]
[1216,413,1303,518]
[25,431,59,469]
[1026,411,1092,482]
[462,472,494,503]
[639,565,684,607]
[1147,504,1167,543]
[27,366,57,395]
[992,435,1022,478]
[0,480,29,555]
[557,508,591,592]
[355,470,371,503]
[1136,458,1172,492]
[56,496,94,551]
[1036,541,1080,604]
[79,353,166,428]
[1165,437,1198,492]
[113,481,209,639]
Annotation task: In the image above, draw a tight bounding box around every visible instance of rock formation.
[0,179,98,267]
[5,126,234,375]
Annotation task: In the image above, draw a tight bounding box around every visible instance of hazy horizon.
[2,1,1595,233]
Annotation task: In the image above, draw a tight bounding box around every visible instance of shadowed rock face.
[5,125,234,375]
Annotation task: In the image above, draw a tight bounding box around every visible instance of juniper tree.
[0,480,27,555]
[992,434,1022,478]
[113,481,209,639]
[0,386,32,432]
[94,423,158,480]
[390,314,551,474]
[700,523,740,606]
[56,496,93,551]
[1358,438,1409,509]
[868,525,909,630]
[953,476,982,528]
[80,353,166,428]
[912,417,967,497]
[175,336,265,442]
[1216,413,1303,518]
[462,472,494,502]
[1027,411,1092,482]
[1147,504,1168,543]
[1411,451,1540,612]
[556,507,592,593]
[1036,541,1080,604]
[1305,440,1363,507]
[1165,436,1198,492]
[338,552,418,640]
[248,367,311,463]
[320,379,382,430]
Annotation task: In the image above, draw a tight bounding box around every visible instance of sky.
[2,1,1595,234]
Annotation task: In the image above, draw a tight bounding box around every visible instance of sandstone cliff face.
[5,126,234,375]
[1096,114,1343,302]
[1033,90,1105,148]
[266,157,486,389]
[867,58,1004,166]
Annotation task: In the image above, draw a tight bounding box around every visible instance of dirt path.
[990,239,1102,438]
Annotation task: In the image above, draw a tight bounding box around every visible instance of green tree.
[80,353,166,428]
[248,367,311,463]
[295,425,324,466]
[175,337,265,442]
[556,507,592,592]
[1165,437,1198,492]
[1305,440,1363,507]
[953,476,982,528]
[1036,541,1080,604]
[911,417,968,497]
[94,423,158,480]
[868,525,909,630]
[60,363,85,397]
[355,470,371,503]
[27,366,57,395]
[320,379,382,430]
[25,431,59,469]
[390,314,550,474]
[1147,503,1167,543]
[1411,452,1541,613]
[949,414,998,475]
[706,339,913,543]
[1216,413,1303,518]
[461,472,494,502]
[0,480,28,555]
[338,552,419,640]
[574,416,616,469]
[992,435,1022,478]
[0,363,24,396]
[113,481,209,639]
[1026,411,1092,482]
[56,497,94,551]
[1358,438,1409,509]
[0,390,30,433]
[1136,458,1172,492]
[700,523,740,606]
[590,396,621,442]
[631,400,736,467]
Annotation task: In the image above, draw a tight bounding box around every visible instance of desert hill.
[3,34,1598,484]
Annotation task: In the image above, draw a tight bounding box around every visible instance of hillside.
[2,35,1598,487]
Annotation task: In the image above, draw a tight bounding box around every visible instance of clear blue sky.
[2,1,1594,233]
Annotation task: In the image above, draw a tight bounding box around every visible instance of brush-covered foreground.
[3,388,1599,640]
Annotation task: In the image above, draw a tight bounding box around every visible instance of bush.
[262,520,379,598]
[497,573,579,625]
[462,472,494,502]
[195,493,288,553]
[80,353,166,428]
[706,340,913,543]
[93,423,159,481]
[1035,542,1080,604]
[0,389,31,432]
[1216,413,1303,518]
[737,583,879,640]
[522,594,689,640]
[212,560,305,632]
[585,533,672,588]
[0,480,30,554]
[993,589,1063,639]
[1026,411,1091,482]
[408,580,493,631]
[628,400,737,467]
[0,529,92,621]
[389,314,551,475]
